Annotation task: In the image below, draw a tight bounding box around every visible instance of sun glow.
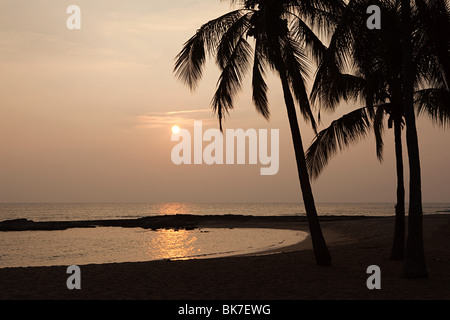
[172,125,180,134]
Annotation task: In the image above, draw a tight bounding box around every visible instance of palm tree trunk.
[277,63,332,266]
[390,118,405,260]
[400,0,428,278]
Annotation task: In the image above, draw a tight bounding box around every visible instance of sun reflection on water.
[147,229,199,260]
[156,203,189,215]
[1,227,307,267]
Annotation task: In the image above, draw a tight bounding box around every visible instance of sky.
[0,0,449,203]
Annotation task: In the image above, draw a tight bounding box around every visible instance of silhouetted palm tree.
[174,0,345,266]
[400,0,424,278]
[306,94,449,258]
[401,0,449,278]
[305,0,449,266]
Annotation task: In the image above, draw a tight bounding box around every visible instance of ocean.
[1,202,449,268]
[0,202,449,222]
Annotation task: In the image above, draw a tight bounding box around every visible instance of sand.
[0,214,449,300]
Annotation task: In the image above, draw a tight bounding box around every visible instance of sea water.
[0,202,449,222]
[1,202,448,268]
[0,227,307,268]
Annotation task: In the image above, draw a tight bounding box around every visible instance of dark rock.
[0,218,33,224]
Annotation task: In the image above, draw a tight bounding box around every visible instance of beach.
[0,214,449,300]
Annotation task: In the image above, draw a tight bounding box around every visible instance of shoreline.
[1,214,449,299]
[0,214,358,268]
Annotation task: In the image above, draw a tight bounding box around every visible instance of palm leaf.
[306,106,374,180]
[212,37,253,131]
[174,9,248,90]
[414,0,450,88]
[252,38,270,119]
[373,104,387,161]
[288,12,327,65]
[216,12,253,69]
[310,66,366,112]
[415,88,450,128]
[280,35,317,132]
[173,32,206,91]
[287,0,345,41]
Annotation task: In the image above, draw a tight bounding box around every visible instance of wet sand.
[0,214,449,300]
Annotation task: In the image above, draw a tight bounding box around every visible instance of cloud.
[134,108,216,129]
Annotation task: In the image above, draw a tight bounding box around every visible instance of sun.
[172,125,180,134]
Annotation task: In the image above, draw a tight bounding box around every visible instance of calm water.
[1,202,449,268]
[0,227,307,268]
[0,202,449,222]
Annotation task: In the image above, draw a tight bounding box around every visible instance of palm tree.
[307,0,408,260]
[400,0,427,278]
[403,1,450,277]
[173,0,345,266]
[305,0,449,266]
[307,91,449,259]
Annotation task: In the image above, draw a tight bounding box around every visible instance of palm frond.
[212,37,253,131]
[288,12,327,65]
[306,106,373,180]
[280,35,317,132]
[216,12,253,68]
[310,66,366,112]
[174,10,248,91]
[373,104,387,161]
[322,0,363,73]
[414,0,450,88]
[173,32,206,91]
[252,38,270,119]
[287,0,345,41]
[415,88,450,128]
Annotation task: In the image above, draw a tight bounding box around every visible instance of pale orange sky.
[0,0,449,203]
